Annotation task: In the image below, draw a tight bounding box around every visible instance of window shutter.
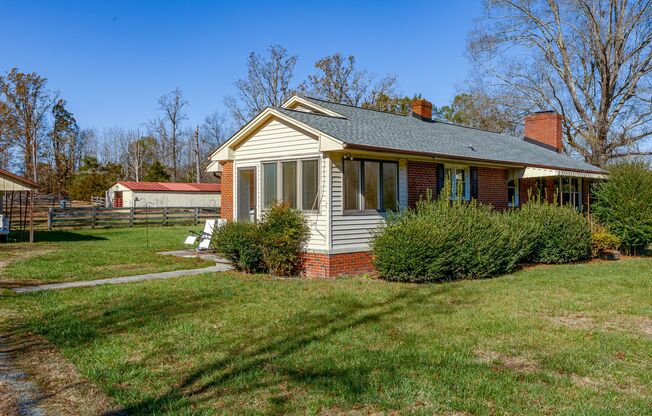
[470,167,479,199]
[436,164,445,196]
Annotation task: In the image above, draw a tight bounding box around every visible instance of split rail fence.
[47,206,220,230]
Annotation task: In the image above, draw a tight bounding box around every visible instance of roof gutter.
[341,143,606,176]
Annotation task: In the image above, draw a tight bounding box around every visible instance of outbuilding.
[107,181,221,208]
[1,168,39,243]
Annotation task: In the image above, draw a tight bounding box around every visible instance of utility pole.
[194,126,201,183]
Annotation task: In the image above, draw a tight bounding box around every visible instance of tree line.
[1,0,650,201]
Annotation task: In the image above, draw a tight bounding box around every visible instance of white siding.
[329,154,408,252]
[235,119,320,161]
[233,118,328,251]
[107,184,220,208]
[131,192,220,208]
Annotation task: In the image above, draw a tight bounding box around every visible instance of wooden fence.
[47,206,220,230]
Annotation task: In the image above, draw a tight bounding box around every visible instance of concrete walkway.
[13,263,233,294]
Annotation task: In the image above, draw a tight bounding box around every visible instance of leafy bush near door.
[591,162,652,255]
[211,221,265,273]
[212,202,309,276]
[260,202,310,276]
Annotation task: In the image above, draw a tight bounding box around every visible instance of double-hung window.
[344,159,398,213]
[446,166,470,200]
[559,177,581,209]
[262,159,319,211]
[507,170,519,206]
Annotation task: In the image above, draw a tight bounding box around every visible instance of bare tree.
[435,89,521,135]
[224,45,298,126]
[469,0,652,166]
[76,128,98,170]
[302,53,398,107]
[121,131,157,181]
[0,68,54,181]
[158,87,188,180]
[201,111,231,148]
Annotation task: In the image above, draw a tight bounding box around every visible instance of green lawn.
[1,259,650,415]
[0,226,212,285]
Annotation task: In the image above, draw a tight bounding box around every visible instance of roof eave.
[341,143,605,175]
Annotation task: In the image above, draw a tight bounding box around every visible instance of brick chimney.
[412,99,432,121]
[524,111,563,153]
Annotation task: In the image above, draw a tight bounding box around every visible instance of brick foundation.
[220,161,233,221]
[407,160,438,208]
[302,251,374,278]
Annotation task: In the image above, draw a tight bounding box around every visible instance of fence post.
[129,208,134,227]
[48,207,53,230]
[91,206,97,228]
[163,207,168,226]
[194,207,199,225]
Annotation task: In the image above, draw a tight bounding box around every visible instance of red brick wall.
[477,167,508,210]
[524,112,563,152]
[519,178,536,204]
[302,251,374,278]
[407,161,438,208]
[220,161,233,221]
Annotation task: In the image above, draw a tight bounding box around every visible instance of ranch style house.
[207,95,606,278]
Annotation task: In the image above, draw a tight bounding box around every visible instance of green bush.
[591,225,622,258]
[212,221,265,273]
[372,197,531,282]
[212,203,309,276]
[372,195,592,282]
[516,200,592,264]
[260,202,310,276]
[592,162,652,255]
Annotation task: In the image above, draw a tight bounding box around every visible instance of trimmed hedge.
[372,197,591,282]
[516,201,592,264]
[212,202,309,276]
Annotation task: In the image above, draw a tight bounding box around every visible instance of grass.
[0,226,212,285]
[1,258,650,415]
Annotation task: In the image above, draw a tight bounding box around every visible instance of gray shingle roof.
[277,97,604,173]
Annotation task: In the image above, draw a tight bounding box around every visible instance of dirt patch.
[549,313,652,338]
[570,374,648,397]
[0,331,124,416]
[0,246,56,287]
[475,349,540,373]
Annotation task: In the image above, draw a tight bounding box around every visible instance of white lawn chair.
[184,219,226,251]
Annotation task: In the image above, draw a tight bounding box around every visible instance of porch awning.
[520,167,607,180]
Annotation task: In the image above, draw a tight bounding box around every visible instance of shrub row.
[372,197,592,283]
[211,203,310,276]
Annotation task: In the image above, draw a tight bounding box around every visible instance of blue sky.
[3,0,484,131]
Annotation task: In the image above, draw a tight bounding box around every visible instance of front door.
[237,169,256,222]
[114,191,123,208]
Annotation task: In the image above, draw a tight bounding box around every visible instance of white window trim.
[445,164,471,201]
[507,170,520,207]
[261,157,320,213]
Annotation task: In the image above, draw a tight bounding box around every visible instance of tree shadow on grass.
[25,230,108,242]
[6,279,467,415]
[96,287,459,415]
